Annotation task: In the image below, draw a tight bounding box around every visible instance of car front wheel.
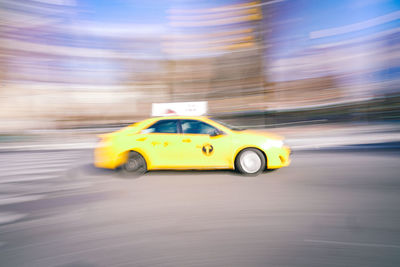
[235,148,266,176]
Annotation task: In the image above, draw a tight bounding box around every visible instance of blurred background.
[1,2,400,266]
[0,0,399,132]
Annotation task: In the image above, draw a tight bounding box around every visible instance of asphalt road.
[0,149,400,267]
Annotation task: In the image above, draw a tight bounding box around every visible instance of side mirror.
[140,128,154,134]
[210,129,222,137]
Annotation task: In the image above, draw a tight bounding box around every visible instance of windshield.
[211,118,246,131]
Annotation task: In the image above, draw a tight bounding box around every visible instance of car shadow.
[68,163,277,180]
[145,169,239,177]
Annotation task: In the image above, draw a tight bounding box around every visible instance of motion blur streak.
[0,0,400,266]
[0,0,399,129]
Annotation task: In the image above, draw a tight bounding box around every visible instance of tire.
[121,151,147,177]
[235,148,266,176]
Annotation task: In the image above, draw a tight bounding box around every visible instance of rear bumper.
[94,144,121,169]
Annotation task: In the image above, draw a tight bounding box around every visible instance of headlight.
[262,139,284,149]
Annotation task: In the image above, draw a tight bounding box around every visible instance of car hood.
[235,129,284,141]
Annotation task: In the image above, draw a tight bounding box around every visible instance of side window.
[181,120,218,135]
[143,120,178,134]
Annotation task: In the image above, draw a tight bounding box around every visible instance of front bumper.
[266,146,291,169]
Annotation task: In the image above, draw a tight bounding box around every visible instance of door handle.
[151,141,161,146]
[182,139,191,143]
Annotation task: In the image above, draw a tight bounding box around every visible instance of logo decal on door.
[202,144,214,156]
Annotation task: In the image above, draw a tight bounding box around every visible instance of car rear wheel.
[121,151,147,177]
[235,148,266,176]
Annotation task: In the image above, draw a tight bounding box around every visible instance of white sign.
[152,101,208,116]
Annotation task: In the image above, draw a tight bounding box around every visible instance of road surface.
[0,149,400,267]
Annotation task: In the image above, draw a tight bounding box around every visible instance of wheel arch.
[117,148,151,169]
[233,146,268,170]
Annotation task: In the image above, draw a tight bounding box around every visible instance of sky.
[76,0,168,24]
[74,0,400,58]
[267,0,400,58]
[69,0,400,84]
[75,0,249,24]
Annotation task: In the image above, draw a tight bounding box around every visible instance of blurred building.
[0,0,399,131]
[162,1,266,113]
[0,0,164,130]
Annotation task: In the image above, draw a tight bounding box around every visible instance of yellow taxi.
[94,116,290,176]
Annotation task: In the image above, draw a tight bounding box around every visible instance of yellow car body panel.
[94,116,291,171]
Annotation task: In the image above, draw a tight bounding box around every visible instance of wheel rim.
[125,154,142,172]
[240,150,262,173]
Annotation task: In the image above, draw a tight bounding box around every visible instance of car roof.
[131,116,211,128]
[127,116,233,133]
[152,116,208,120]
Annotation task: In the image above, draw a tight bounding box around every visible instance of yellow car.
[94,116,290,176]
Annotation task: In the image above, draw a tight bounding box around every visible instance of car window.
[144,120,178,134]
[180,120,218,135]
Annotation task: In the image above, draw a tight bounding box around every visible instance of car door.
[179,119,233,168]
[139,119,182,168]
